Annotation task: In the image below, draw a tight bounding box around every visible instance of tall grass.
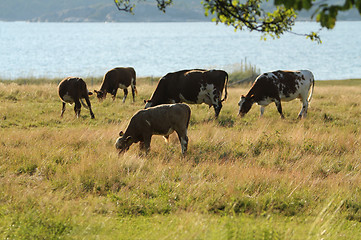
[0,77,361,239]
[227,59,261,85]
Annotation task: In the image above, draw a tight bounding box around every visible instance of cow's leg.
[84,96,95,119]
[74,100,81,118]
[274,99,285,119]
[61,102,66,117]
[213,104,221,118]
[111,89,118,101]
[176,130,188,155]
[140,136,151,153]
[298,99,309,119]
[131,86,136,102]
[139,142,146,151]
[260,106,265,117]
[211,90,223,118]
[122,89,128,103]
[213,101,222,118]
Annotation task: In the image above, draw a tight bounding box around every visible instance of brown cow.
[115,103,191,154]
[238,70,315,119]
[94,67,137,103]
[144,69,228,118]
[58,77,95,119]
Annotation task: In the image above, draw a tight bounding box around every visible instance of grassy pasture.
[0,78,361,239]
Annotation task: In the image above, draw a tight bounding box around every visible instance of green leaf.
[342,0,353,10]
[357,0,361,13]
[302,0,312,10]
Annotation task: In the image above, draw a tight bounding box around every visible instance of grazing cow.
[94,67,137,103]
[58,77,95,119]
[115,103,191,154]
[144,69,228,118]
[238,70,315,119]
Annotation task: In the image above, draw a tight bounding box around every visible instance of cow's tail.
[221,72,229,102]
[307,73,315,103]
[132,70,138,95]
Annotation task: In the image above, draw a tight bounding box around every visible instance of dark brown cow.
[94,67,137,103]
[115,103,191,154]
[144,69,228,118]
[238,70,315,119]
[58,77,95,119]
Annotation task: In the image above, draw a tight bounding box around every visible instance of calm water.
[0,21,360,80]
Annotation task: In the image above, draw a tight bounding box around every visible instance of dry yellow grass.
[0,78,360,239]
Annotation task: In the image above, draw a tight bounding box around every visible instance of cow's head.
[238,95,254,117]
[94,90,106,101]
[115,131,133,154]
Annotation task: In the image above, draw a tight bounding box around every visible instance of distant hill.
[0,0,208,22]
[0,0,360,22]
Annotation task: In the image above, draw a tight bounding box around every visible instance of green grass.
[0,78,361,239]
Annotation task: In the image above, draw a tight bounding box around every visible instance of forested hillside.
[0,0,207,22]
[0,0,360,22]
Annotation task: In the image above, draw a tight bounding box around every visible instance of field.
[0,77,361,239]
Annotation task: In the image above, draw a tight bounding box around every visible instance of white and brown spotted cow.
[58,77,95,119]
[94,67,137,103]
[144,69,228,118]
[115,103,191,155]
[238,70,315,119]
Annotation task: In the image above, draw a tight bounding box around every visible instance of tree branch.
[114,0,134,13]
[113,0,361,42]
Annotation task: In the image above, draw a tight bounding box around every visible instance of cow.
[144,69,228,118]
[58,77,95,119]
[238,70,315,119]
[94,67,137,103]
[115,103,191,155]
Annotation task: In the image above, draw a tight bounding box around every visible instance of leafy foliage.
[114,0,361,42]
[202,0,296,39]
[277,0,361,29]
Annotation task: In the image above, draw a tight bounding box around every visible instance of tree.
[114,0,361,43]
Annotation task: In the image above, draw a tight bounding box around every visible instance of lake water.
[1,21,360,80]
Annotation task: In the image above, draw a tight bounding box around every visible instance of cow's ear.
[125,136,132,142]
[249,94,255,100]
[119,131,124,137]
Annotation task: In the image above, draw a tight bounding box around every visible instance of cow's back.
[58,77,87,101]
[148,70,200,105]
[102,67,135,90]
[166,103,191,128]
[299,70,314,83]
[175,71,204,101]
[149,103,190,125]
[136,104,190,135]
[113,67,136,81]
[253,70,313,101]
[164,70,201,90]
[203,70,227,87]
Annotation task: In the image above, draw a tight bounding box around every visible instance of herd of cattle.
[58,67,315,154]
